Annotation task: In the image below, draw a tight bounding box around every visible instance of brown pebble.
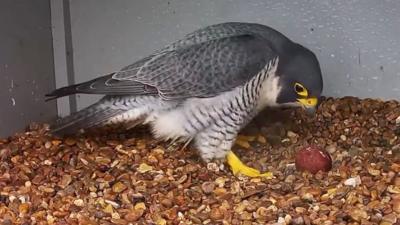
[240,211,253,220]
[161,198,173,208]
[124,209,144,222]
[112,182,127,193]
[349,208,368,222]
[213,187,228,198]
[18,203,29,214]
[73,199,84,207]
[382,213,397,224]
[292,216,304,225]
[394,177,400,186]
[110,218,128,225]
[210,207,224,220]
[58,174,72,189]
[64,138,76,146]
[392,199,400,213]
[94,211,105,219]
[162,207,178,220]
[285,174,296,183]
[201,181,215,194]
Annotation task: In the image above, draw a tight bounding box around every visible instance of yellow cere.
[297,97,318,107]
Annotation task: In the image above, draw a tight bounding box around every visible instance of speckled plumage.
[47,22,323,162]
[48,23,282,100]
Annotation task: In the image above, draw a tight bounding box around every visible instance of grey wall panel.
[64,0,399,112]
[0,0,56,137]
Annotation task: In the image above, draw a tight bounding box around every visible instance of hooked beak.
[297,97,318,116]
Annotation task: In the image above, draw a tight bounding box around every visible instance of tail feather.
[50,101,124,136]
[45,83,81,101]
[45,72,157,101]
[45,75,114,101]
[49,95,160,136]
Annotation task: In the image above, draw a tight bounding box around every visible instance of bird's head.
[275,44,323,115]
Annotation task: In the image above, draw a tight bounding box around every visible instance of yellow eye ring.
[294,83,308,97]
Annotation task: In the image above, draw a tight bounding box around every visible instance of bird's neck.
[241,58,281,112]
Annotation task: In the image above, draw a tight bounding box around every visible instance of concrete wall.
[56,0,400,112]
[0,0,56,137]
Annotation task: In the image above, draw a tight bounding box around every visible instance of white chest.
[256,74,281,111]
[148,89,240,140]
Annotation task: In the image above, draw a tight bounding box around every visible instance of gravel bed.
[0,97,399,225]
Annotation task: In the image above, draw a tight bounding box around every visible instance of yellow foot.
[226,151,273,178]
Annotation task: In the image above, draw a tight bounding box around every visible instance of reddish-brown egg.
[295,145,332,174]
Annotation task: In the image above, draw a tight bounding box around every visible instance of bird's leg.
[195,131,273,178]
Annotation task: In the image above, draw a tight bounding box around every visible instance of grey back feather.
[111,22,285,100]
[48,23,289,100]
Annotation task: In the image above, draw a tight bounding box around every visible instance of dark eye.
[295,84,304,93]
[294,83,308,96]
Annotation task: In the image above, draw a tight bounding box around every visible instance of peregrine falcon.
[46,22,323,177]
